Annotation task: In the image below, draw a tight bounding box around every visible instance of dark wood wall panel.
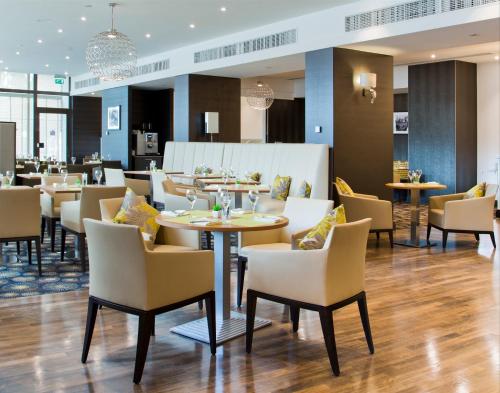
[174,74,240,142]
[70,96,101,160]
[332,48,394,200]
[393,93,408,161]
[267,98,305,143]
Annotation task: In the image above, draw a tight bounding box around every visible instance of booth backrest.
[162,142,329,199]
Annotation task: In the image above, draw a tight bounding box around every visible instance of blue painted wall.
[173,75,190,142]
[101,86,130,169]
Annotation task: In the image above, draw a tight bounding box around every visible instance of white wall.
[394,65,408,90]
[241,97,266,142]
[477,61,500,195]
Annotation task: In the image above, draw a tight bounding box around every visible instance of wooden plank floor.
[0,221,498,393]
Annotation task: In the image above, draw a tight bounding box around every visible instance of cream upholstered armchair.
[0,187,42,275]
[236,197,333,307]
[334,183,394,247]
[40,174,81,251]
[150,171,167,208]
[245,218,373,376]
[81,218,216,384]
[104,168,150,198]
[427,184,498,248]
[162,177,215,211]
[60,186,126,271]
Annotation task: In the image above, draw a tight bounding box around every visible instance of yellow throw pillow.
[271,175,292,201]
[297,181,312,198]
[463,183,486,199]
[336,177,354,196]
[298,205,346,250]
[113,188,160,241]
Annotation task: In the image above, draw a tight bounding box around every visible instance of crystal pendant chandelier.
[246,81,274,110]
[86,3,137,81]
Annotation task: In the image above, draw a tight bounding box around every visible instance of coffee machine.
[135,132,158,155]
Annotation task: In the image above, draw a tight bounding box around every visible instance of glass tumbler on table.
[95,168,103,185]
[5,170,14,187]
[221,190,232,223]
[186,189,197,217]
[60,169,68,186]
[248,189,260,217]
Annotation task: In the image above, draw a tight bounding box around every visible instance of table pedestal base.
[170,311,271,345]
[395,239,436,248]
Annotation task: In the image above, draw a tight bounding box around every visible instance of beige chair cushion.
[0,187,41,238]
[339,194,393,230]
[428,209,445,228]
[239,242,291,257]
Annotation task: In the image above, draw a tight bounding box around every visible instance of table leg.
[170,231,271,345]
[234,192,242,209]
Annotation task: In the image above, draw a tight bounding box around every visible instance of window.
[37,74,69,93]
[37,94,69,109]
[0,71,32,90]
[0,92,34,157]
[39,113,67,161]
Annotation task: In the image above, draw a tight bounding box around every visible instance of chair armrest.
[443,195,495,231]
[155,227,201,249]
[291,227,313,250]
[239,227,282,251]
[340,195,392,230]
[60,200,81,228]
[246,248,329,306]
[164,193,210,211]
[429,193,465,210]
[354,193,378,200]
[145,250,214,310]
[99,197,123,222]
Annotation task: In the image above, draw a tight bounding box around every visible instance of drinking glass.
[221,190,232,223]
[149,160,157,172]
[186,189,197,217]
[5,170,14,187]
[60,169,68,186]
[34,160,40,174]
[82,173,88,186]
[71,156,76,165]
[95,168,103,185]
[248,189,259,217]
[57,161,63,173]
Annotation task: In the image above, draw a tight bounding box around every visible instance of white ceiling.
[0,0,355,76]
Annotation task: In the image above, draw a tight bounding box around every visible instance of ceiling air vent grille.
[74,77,101,90]
[194,29,297,64]
[345,0,498,32]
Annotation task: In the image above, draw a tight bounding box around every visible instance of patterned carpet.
[0,203,426,299]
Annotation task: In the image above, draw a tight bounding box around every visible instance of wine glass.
[71,156,76,165]
[57,161,63,173]
[186,189,197,217]
[60,169,68,186]
[248,190,260,217]
[5,170,14,187]
[95,168,103,185]
[220,190,232,223]
[34,159,40,174]
[149,160,157,172]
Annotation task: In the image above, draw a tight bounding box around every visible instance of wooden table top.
[123,170,184,176]
[203,184,270,193]
[37,184,83,197]
[171,173,230,180]
[156,210,288,233]
[199,178,260,186]
[18,173,83,180]
[385,182,447,190]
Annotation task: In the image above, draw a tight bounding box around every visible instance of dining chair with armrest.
[0,187,42,275]
[245,218,373,376]
[82,218,216,384]
[427,184,498,248]
[104,168,150,198]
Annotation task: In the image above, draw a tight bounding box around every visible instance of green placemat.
[160,210,282,228]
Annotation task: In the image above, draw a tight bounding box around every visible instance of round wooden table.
[202,184,271,208]
[156,210,288,344]
[386,182,447,248]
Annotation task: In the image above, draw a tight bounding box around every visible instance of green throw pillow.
[298,205,346,250]
[271,175,292,201]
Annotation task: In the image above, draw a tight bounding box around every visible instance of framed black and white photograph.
[394,112,409,134]
[107,106,121,130]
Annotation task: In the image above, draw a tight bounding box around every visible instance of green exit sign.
[54,76,65,85]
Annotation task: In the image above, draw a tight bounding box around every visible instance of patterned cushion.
[298,205,347,250]
[249,171,262,182]
[297,181,312,198]
[271,175,292,201]
[336,177,354,196]
[463,182,486,199]
[113,188,160,241]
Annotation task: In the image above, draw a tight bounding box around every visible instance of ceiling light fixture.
[145,33,151,38]
[64,71,69,75]
[15,51,20,55]
[90,92,95,95]
[495,55,499,61]
[45,64,49,67]
[246,81,274,110]
[81,16,87,21]
[4,67,8,70]
[189,23,196,29]
[57,28,63,33]
[86,2,137,81]
[430,53,436,59]
[65,55,70,60]
[220,6,227,12]
[37,39,43,44]
[0,60,3,64]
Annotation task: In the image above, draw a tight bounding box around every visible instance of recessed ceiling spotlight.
[189,23,196,29]
[15,51,20,55]
[495,55,499,61]
[64,71,69,75]
[37,39,43,44]
[90,92,95,95]
[145,33,151,38]
[65,55,70,60]
[45,64,49,68]
[4,67,8,70]
[57,28,63,33]
[430,53,436,59]
[220,6,227,12]
[0,60,3,64]
[80,16,87,21]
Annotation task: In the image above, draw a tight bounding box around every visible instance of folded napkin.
[231,208,248,215]
[189,218,222,226]
[161,210,187,217]
[253,215,280,223]
[426,181,438,184]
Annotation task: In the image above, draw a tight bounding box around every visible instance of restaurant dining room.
[0,1,499,392]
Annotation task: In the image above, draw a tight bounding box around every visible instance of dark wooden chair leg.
[490,232,496,248]
[205,291,216,355]
[151,317,155,336]
[237,256,247,308]
[442,230,448,249]
[81,298,99,363]
[27,240,32,265]
[376,232,380,242]
[41,217,46,243]
[35,237,42,276]
[319,308,340,376]
[246,289,257,354]
[388,230,394,248]
[133,313,154,384]
[357,292,374,354]
[474,233,480,241]
[290,305,300,332]
[16,241,21,255]
[197,300,203,310]
[60,228,66,261]
[79,234,86,272]
[50,218,56,252]
[426,224,431,244]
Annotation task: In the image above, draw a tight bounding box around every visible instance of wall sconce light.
[359,73,377,104]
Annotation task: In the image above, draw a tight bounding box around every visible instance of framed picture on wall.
[394,112,409,134]
[107,106,121,130]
